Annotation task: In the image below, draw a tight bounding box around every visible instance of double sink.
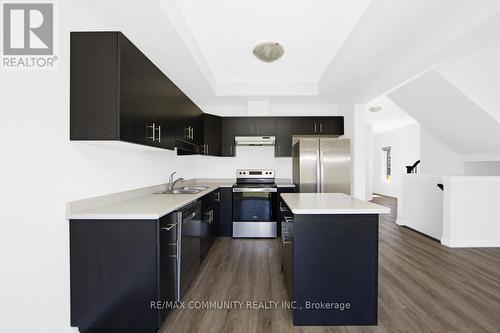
[154,186,209,195]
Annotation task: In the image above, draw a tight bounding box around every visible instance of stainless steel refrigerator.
[292,138,351,194]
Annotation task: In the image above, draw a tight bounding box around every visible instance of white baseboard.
[441,237,500,248]
[395,218,407,226]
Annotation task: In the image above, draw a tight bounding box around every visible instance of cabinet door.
[318,117,344,135]
[218,187,233,237]
[119,35,155,146]
[292,117,320,135]
[155,72,176,150]
[235,117,255,136]
[159,214,177,324]
[255,117,276,136]
[275,118,292,157]
[191,108,204,146]
[203,114,222,156]
[221,117,235,157]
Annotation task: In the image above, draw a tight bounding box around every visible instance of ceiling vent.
[253,42,284,62]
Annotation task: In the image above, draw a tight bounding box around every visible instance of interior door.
[319,138,351,194]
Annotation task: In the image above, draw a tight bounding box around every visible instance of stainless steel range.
[232,169,277,238]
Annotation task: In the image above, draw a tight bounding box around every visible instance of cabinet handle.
[156,125,161,143]
[215,192,220,202]
[148,123,156,141]
[314,122,317,133]
[251,124,254,133]
[278,145,280,155]
[230,145,233,156]
[190,127,194,140]
[320,123,323,133]
[207,144,209,155]
[185,127,190,140]
[161,223,177,232]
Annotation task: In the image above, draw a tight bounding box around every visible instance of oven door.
[232,187,277,237]
[233,187,276,222]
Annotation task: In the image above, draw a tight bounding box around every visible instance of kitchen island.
[279,193,390,326]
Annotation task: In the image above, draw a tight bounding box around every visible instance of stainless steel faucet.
[168,172,185,192]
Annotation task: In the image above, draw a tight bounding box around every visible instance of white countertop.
[280,193,391,215]
[67,178,295,220]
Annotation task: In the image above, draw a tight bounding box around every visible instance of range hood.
[235,136,276,146]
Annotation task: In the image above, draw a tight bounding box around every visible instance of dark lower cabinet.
[70,214,177,332]
[218,187,233,236]
[221,117,235,157]
[276,186,295,236]
[280,199,378,326]
[201,190,220,261]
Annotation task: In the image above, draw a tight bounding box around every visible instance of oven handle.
[232,188,278,193]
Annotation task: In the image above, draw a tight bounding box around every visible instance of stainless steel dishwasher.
[176,201,202,300]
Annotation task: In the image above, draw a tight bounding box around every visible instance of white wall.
[0,3,198,333]
[397,174,444,240]
[365,125,374,200]
[194,146,292,179]
[420,127,464,175]
[372,124,420,198]
[464,161,500,176]
[442,176,500,247]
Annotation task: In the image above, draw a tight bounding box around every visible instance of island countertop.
[280,193,390,215]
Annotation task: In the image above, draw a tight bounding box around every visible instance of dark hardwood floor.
[160,196,500,333]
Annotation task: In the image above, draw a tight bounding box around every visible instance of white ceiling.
[90,0,500,107]
[388,70,500,155]
[174,0,372,86]
[365,95,417,135]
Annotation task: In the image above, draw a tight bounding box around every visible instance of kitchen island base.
[280,195,382,326]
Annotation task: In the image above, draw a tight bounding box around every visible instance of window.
[382,147,392,182]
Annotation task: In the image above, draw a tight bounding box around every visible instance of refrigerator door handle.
[319,150,324,193]
[316,150,321,193]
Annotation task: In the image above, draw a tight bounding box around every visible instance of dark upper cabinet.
[71,32,174,149]
[119,35,164,148]
[255,117,276,136]
[235,117,254,136]
[235,117,276,136]
[275,117,293,157]
[202,114,222,156]
[292,117,320,135]
[175,94,203,146]
[70,32,344,155]
[221,117,235,157]
[317,117,344,135]
[292,117,344,136]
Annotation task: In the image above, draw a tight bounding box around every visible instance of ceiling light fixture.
[253,42,284,62]
[368,106,382,113]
